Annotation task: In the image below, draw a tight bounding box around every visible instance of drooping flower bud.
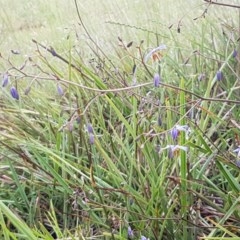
[153,73,161,87]
[10,86,19,100]
[89,133,94,145]
[2,73,9,87]
[87,123,94,134]
[216,70,223,81]
[87,123,94,145]
[57,84,64,96]
[232,49,238,58]
[170,127,179,141]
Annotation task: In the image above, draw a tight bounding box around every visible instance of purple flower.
[87,123,94,145]
[233,146,240,157]
[127,226,134,238]
[170,127,179,141]
[170,125,189,141]
[87,123,94,134]
[141,236,149,240]
[161,145,188,159]
[153,73,161,87]
[233,49,238,58]
[144,44,167,63]
[236,160,240,168]
[89,133,94,145]
[2,73,9,87]
[10,86,19,100]
[57,84,64,96]
[216,70,223,81]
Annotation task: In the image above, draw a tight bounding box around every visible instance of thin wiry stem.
[203,0,240,9]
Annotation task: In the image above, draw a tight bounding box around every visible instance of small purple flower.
[233,146,240,157]
[87,123,94,134]
[89,133,94,145]
[127,226,134,238]
[141,236,149,240]
[57,84,64,96]
[170,127,179,141]
[87,123,94,144]
[236,160,240,168]
[232,49,238,58]
[2,73,9,87]
[153,73,161,87]
[170,125,189,141]
[161,145,188,159]
[144,44,167,63]
[10,86,19,100]
[216,70,223,81]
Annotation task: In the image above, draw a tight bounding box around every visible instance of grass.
[1,0,240,239]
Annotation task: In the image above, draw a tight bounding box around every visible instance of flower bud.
[87,123,94,134]
[2,73,9,87]
[233,49,237,58]
[89,133,94,145]
[10,86,19,100]
[170,127,179,141]
[153,73,161,87]
[216,70,223,81]
[57,84,64,96]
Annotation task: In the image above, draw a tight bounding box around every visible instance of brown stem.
[204,0,240,9]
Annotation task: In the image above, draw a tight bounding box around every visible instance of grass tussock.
[0,0,240,239]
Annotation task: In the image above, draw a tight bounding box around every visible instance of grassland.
[0,0,240,239]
